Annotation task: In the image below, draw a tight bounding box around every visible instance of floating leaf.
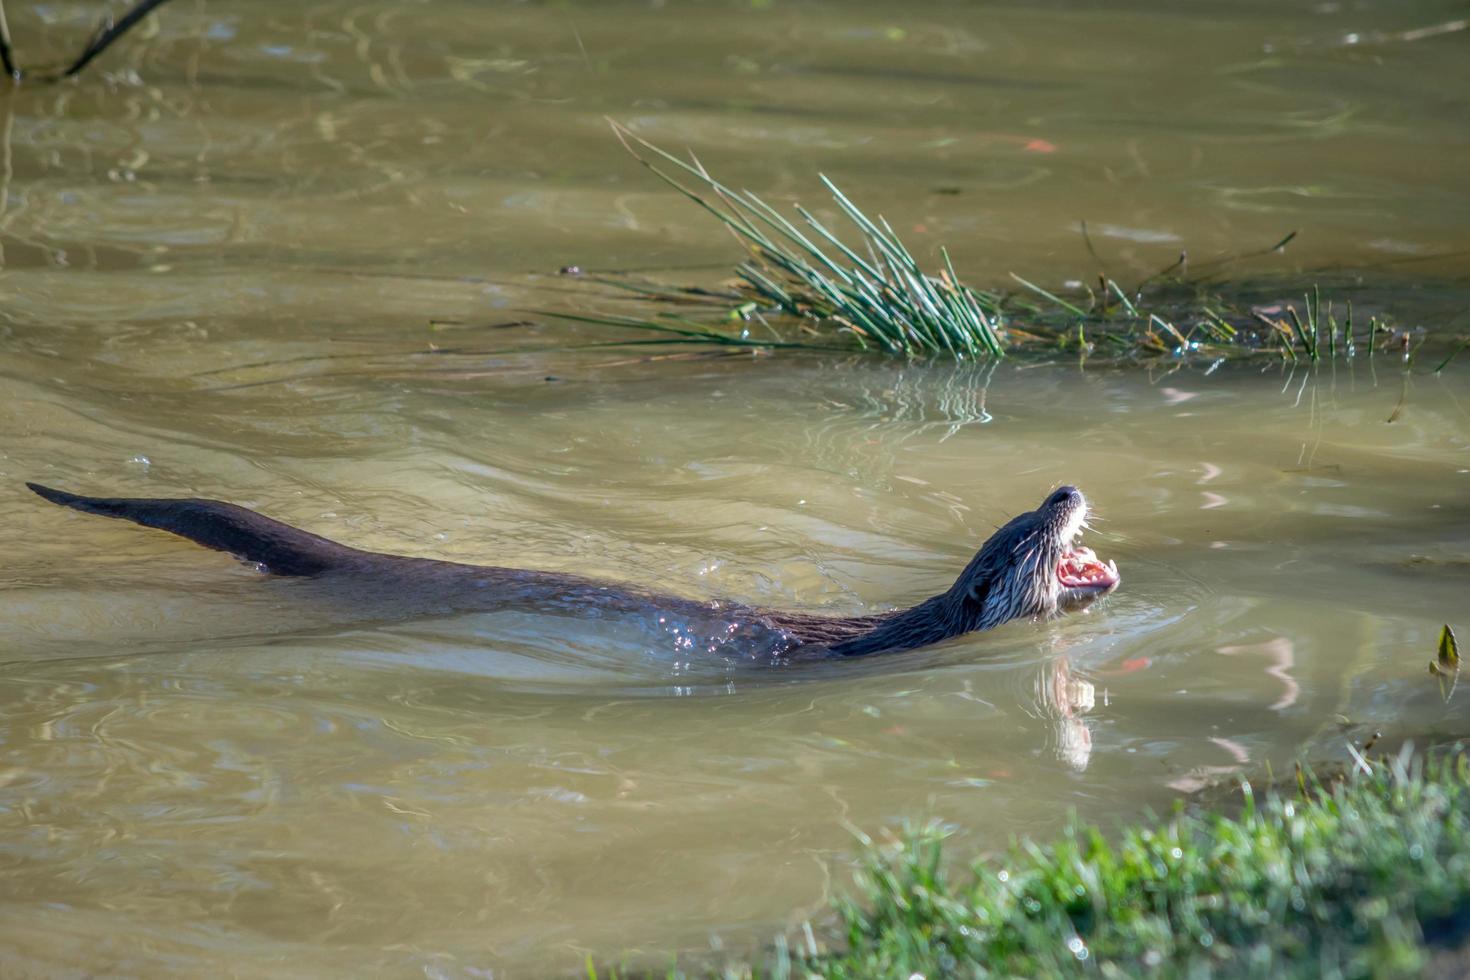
[1438,624,1460,669]
[1430,624,1460,702]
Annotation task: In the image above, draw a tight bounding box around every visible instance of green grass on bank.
[560,124,1413,363]
[592,746,1470,979]
[809,748,1470,978]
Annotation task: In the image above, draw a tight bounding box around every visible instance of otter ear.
[966,575,992,608]
[962,575,1000,631]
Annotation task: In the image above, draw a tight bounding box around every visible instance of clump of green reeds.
[1248,283,1388,362]
[563,125,1412,364]
[1008,272,1393,363]
[606,120,1006,358]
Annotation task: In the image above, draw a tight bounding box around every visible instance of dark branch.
[0,0,20,79]
[63,0,175,78]
[0,0,176,83]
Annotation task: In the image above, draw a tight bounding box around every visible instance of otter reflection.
[27,482,1119,659]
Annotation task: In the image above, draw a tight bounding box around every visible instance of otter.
[25,482,1118,658]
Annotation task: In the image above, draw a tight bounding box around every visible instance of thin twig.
[1187,230,1298,281]
[0,0,19,79]
[1132,250,1188,295]
[1078,220,1112,282]
[63,0,174,77]
[0,0,175,81]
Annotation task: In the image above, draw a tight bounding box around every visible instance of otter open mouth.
[1057,545,1119,592]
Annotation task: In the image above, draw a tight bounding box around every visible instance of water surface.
[1,0,1469,975]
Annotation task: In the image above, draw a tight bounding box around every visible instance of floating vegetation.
[1431,624,1460,701]
[560,124,1410,362]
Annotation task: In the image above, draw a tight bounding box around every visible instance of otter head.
[946,485,1119,632]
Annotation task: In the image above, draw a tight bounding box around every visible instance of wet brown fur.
[26,482,1110,657]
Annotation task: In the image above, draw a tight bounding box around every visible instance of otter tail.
[27,482,361,576]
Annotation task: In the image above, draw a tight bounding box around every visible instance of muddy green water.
[1,0,1469,976]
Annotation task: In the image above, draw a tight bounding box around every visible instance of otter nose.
[1047,485,1083,508]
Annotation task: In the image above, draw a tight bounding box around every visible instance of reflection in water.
[1034,656,1096,772]
[1167,737,1254,795]
[796,359,999,490]
[1219,637,1301,712]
